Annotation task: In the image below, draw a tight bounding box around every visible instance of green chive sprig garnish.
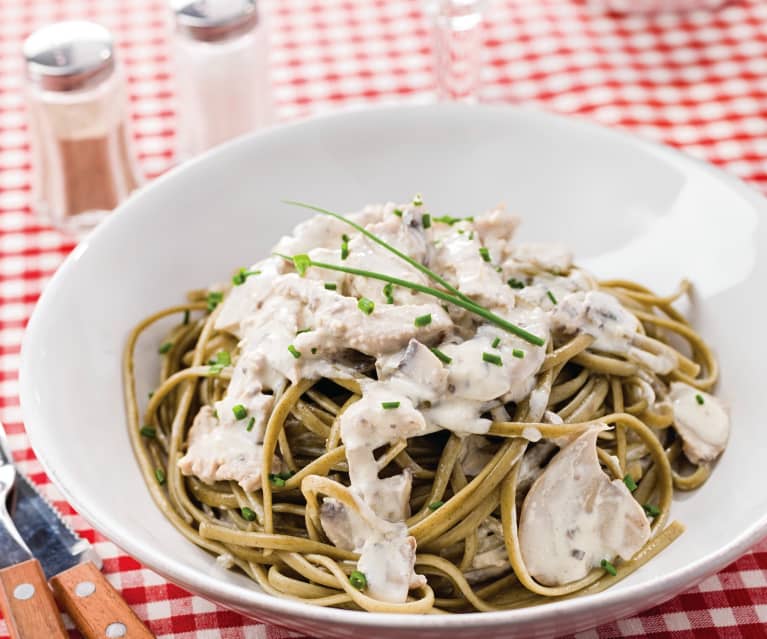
[283,201,474,305]
[288,345,301,359]
[358,297,375,315]
[140,426,156,438]
[154,468,166,485]
[182,310,190,325]
[428,500,444,511]
[246,416,255,432]
[414,313,432,327]
[422,213,431,229]
[393,208,403,217]
[158,342,173,354]
[275,254,545,346]
[232,404,248,420]
[482,352,503,366]
[269,474,286,487]
[600,559,617,576]
[207,290,224,311]
[695,394,704,405]
[508,278,525,289]
[324,282,337,291]
[241,507,257,521]
[512,348,525,359]
[341,237,349,260]
[492,337,501,348]
[623,474,637,492]
[430,347,452,364]
[349,570,367,590]
[546,290,558,305]
[479,247,491,262]
[412,193,423,207]
[296,327,313,334]
[232,268,261,286]
[381,401,400,409]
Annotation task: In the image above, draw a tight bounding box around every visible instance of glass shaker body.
[23,21,142,237]
[171,0,274,160]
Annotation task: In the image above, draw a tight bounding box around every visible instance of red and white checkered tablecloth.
[1,0,766,636]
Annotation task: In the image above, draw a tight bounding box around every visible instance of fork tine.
[0,421,12,467]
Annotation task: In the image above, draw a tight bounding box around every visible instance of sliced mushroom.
[669,382,730,464]
[518,426,650,586]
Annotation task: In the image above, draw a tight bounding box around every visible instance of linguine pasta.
[123,199,727,613]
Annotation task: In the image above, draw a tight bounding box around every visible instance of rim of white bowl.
[20,103,767,630]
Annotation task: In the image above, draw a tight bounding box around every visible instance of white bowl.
[20,104,767,638]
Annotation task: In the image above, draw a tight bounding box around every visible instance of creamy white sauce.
[669,382,730,464]
[178,200,717,603]
[518,427,651,586]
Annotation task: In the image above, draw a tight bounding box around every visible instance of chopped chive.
[140,426,156,438]
[182,309,190,325]
[458,229,465,235]
[232,268,261,285]
[269,474,286,487]
[507,278,525,289]
[428,500,444,511]
[381,401,401,410]
[213,409,218,419]
[422,213,431,229]
[288,344,302,359]
[158,342,173,354]
[154,468,166,485]
[432,214,474,226]
[213,351,231,366]
[232,404,248,420]
[341,240,349,260]
[469,231,475,240]
[148,391,154,399]
[349,570,367,590]
[246,416,255,432]
[208,364,224,375]
[479,247,491,262]
[293,253,311,276]
[393,208,403,217]
[643,503,660,518]
[276,471,295,480]
[358,297,375,315]
[491,337,501,348]
[296,327,313,334]
[383,282,394,304]
[496,266,503,273]
[207,290,224,311]
[324,282,337,291]
[623,474,637,492]
[241,507,257,521]
[600,559,617,576]
[695,394,704,405]
[342,233,350,242]
[311,347,317,354]
[430,347,452,365]
[465,216,474,222]
[412,193,423,207]
[546,290,558,305]
[512,349,525,359]
[414,313,432,327]
[482,352,503,366]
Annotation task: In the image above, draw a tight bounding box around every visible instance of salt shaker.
[170,0,274,159]
[23,21,142,237]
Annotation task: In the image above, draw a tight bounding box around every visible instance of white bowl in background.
[20,104,767,638]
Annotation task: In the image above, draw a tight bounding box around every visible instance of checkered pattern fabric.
[1,0,766,636]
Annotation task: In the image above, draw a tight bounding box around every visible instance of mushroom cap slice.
[518,426,651,586]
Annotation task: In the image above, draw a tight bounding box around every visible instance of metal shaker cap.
[171,0,258,43]
[23,21,115,92]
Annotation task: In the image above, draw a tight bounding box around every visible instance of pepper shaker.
[170,0,274,159]
[23,21,143,237]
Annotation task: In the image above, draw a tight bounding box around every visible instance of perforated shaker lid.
[171,0,259,42]
[23,21,116,92]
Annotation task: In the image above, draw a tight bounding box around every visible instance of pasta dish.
[124,198,729,613]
